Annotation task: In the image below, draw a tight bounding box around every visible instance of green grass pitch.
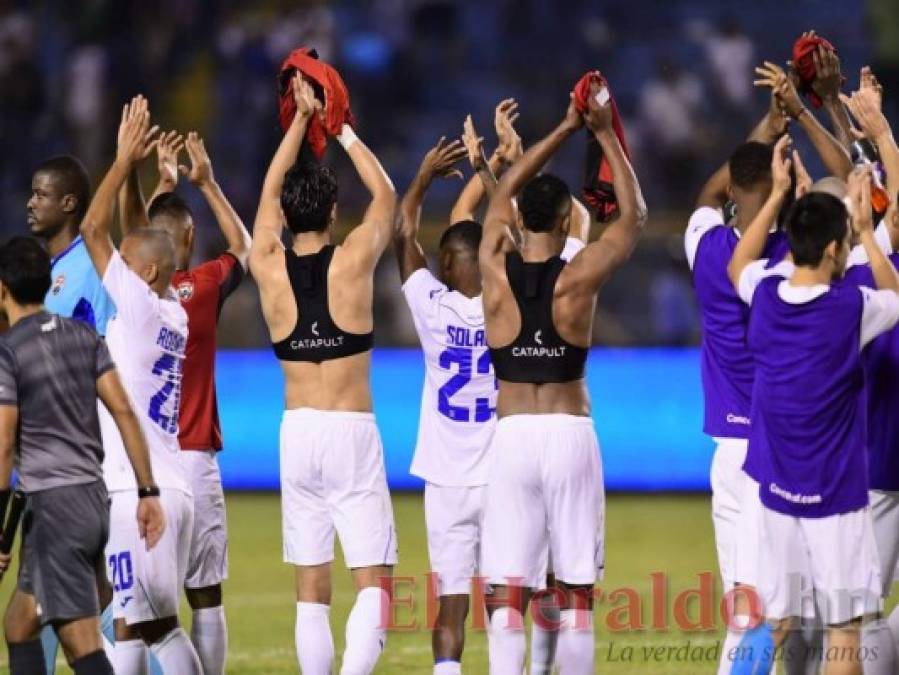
[4,492,894,673]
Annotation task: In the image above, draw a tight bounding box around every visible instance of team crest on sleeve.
[51,274,65,295]
[176,281,195,302]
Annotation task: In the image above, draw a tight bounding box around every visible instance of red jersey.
[173,253,243,451]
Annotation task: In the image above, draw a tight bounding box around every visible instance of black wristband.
[137,485,160,499]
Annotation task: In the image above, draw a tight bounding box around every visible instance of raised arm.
[96,368,165,550]
[842,83,899,246]
[81,95,158,278]
[250,74,317,273]
[117,130,183,237]
[337,129,397,270]
[755,60,851,179]
[808,46,854,149]
[181,132,251,270]
[481,97,582,263]
[394,137,466,283]
[563,92,647,291]
[728,135,793,289]
[451,100,524,222]
[850,166,899,293]
[695,95,787,209]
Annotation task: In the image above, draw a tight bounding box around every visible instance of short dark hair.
[281,161,338,234]
[440,220,482,254]
[786,192,848,266]
[148,191,192,222]
[0,236,51,304]
[33,155,91,220]
[729,142,773,190]
[519,174,571,233]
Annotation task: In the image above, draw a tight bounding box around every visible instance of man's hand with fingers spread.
[116,95,160,168]
[137,494,165,551]
[418,136,467,184]
[180,132,216,188]
[155,130,184,190]
[755,61,805,120]
[840,89,891,142]
[495,98,523,165]
[811,45,842,105]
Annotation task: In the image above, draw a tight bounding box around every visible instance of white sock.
[191,606,228,675]
[434,660,462,674]
[340,587,388,675]
[488,607,526,675]
[887,604,899,653]
[555,609,594,674]
[149,627,202,675]
[113,639,148,675]
[296,602,335,674]
[861,619,898,674]
[530,596,560,675]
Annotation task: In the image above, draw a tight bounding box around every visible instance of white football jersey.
[402,238,586,487]
[98,251,191,495]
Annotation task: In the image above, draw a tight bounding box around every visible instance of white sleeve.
[401,268,447,323]
[737,259,794,305]
[102,250,157,327]
[684,207,724,271]
[846,220,893,269]
[859,286,899,349]
[561,237,586,262]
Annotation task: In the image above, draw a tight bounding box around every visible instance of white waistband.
[282,407,375,423]
[496,413,594,430]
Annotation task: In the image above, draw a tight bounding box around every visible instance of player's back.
[99,251,189,495]
[403,268,496,486]
[485,238,593,417]
[0,311,110,492]
[746,275,866,517]
[45,235,116,336]
[844,252,899,492]
[686,206,788,437]
[261,242,375,412]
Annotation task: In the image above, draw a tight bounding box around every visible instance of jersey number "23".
[438,347,495,423]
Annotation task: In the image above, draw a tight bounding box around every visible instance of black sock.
[72,649,114,675]
[8,638,47,675]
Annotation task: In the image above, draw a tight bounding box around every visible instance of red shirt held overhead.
[173,252,243,451]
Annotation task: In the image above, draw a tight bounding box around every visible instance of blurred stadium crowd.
[1,0,897,347]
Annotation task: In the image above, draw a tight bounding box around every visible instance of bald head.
[811,177,848,201]
[120,228,176,293]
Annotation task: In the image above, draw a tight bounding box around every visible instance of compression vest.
[271,245,373,362]
[489,251,588,383]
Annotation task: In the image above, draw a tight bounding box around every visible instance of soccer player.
[251,73,397,675]
[28,155,115,334]
[478,89,646,673]
[28,155,119,672]
[80,95,202,674]
[0,236,165,675]
[728,141,899,675]
[118,128,251,675]
[687,65,869,671]
[839,86,899,673]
